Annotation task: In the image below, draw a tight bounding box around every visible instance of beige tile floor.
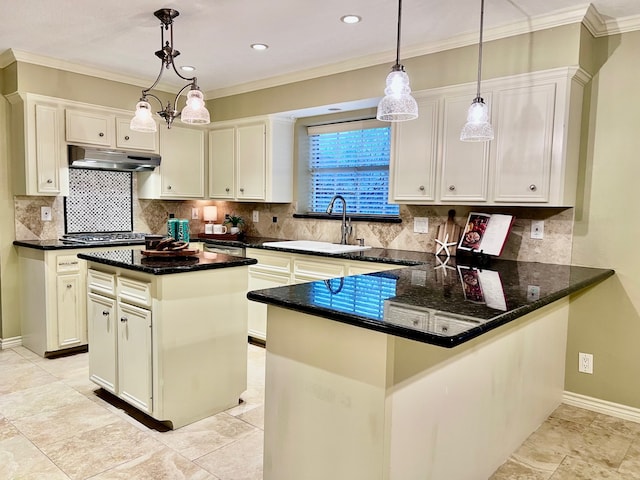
[2,343,640,479]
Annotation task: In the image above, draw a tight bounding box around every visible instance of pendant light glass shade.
[460,97,494,141]
[181,89,210,125]
[376,0,418,122]
[130,100,157,133]
[460,0,493,142]
[377,67,419,122]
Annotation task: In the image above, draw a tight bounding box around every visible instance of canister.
[167,215,179,239]
[177,219,190,242]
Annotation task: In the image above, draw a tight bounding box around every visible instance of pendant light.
[460,0,494,142]
[376,0,418,122]
[130,9,211,132]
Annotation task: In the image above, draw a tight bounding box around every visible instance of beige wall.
[566,30,640,407]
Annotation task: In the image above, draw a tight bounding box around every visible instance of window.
[307,119,399,216]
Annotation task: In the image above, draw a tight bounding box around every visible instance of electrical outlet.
[191,208,199,220]
[413,217,429,234]
[41,206,52,222]
[253,210,259,222]
[531,220,544,239]
[579,352,593,374]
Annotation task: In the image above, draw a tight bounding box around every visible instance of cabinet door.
[116,118,158,152]
[439,94,490,202]
[159,125,205,198]
[34,103,64,194]
[236,122,266,200]
[87,292,117,394]
[390,97,438,202]
[117,302,153,414]
[247,269,290,341]
[492,83,556,203]
[65,109,113,146]
[56,273,85,349]
[209,127,236,199]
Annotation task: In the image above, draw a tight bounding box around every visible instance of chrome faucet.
[326,194,352,245]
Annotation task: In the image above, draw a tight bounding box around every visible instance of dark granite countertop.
[247,256,614,348]
[14,239,146,250]
[78,249,257,275]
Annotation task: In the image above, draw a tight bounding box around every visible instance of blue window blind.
[308,120,399,216]
[311,274,398,320]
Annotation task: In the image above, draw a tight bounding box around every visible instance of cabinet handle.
[46,179,53,184]
[124,135,130,141]
[120,316,128,323]
[225,187,230,193]
[167,185,172,190]
[239,188,244,193]
[529,184,537,191]
[66,284,72,289]
[419,185,425,191]
[448,185,456,191]
[102,310,109,316]
[99,132,104,137]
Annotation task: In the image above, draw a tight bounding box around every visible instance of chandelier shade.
[130,9,211,132]
[376,0,418,122]
[460,0,493,142]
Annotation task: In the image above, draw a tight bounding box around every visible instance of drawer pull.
[99,132,105,137]
[419,185,425,191]
[66,284,72,289]
[102,310,109,316]
[167,185,172,190]
[124,135,130,141]
[46,179,53,184]
[529,184,537,191]
[225,187,230,193]
[449,185,456,191]
[239,188,245,193]
[120,316,128,323]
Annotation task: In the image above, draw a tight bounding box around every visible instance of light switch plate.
[531,220,544,239]
[253,210,259,222]
[414,217,429,234]
[191,208,199,220]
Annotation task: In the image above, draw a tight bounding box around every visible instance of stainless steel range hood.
[68,145,161,172]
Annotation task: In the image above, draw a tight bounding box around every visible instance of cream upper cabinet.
[390,95,438,202]
[65,109,115,147]
[138,124,206,199]
[389,67,587,207]
[208,115,294,202]
[7,93,68,196]
[209,127,235,199]
[116,117,158,151]
[439,92,491,203]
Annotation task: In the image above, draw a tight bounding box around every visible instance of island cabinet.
[208,115,295,202]
[389,66,588,206]
[82,251,251,429]
[6,93,68,196]
[245,247,399,342]
[138,124,206,199]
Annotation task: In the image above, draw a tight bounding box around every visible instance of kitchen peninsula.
[248,258,614,480]
[78,249,257,429]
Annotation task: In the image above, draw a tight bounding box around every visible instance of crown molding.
[207,4,595,99]
[1,49,180,93]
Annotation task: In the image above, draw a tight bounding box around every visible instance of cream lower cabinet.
[87,291,117,394]
[246,248,401,342]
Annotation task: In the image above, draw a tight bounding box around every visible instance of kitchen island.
[78,249,257,429]
[247,257,614,480]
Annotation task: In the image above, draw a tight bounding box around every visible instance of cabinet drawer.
[293,258,344,280]
[384,302,430,330]
[431,314,481,336]
[56,254,81,273]
[88,269,116,296]
[249,251,292,274]
[118,277,151,308]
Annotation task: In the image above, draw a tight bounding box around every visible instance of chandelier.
[130,8,211,132]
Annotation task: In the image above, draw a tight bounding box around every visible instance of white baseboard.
[0,336,22,349]
[563,391,640,424]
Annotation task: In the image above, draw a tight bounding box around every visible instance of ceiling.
[1,0,639,98]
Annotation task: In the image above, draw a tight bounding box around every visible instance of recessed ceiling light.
[180,65,196,72]
[341,14,361,24]
[251,43,269,51]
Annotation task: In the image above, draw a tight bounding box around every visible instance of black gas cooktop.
[60,232,148,244]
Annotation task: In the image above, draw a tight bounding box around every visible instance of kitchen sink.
[261,240,372,254]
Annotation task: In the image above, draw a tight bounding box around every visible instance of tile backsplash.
[14,178,574,264]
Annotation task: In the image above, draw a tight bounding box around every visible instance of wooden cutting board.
[141,249,200,257]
